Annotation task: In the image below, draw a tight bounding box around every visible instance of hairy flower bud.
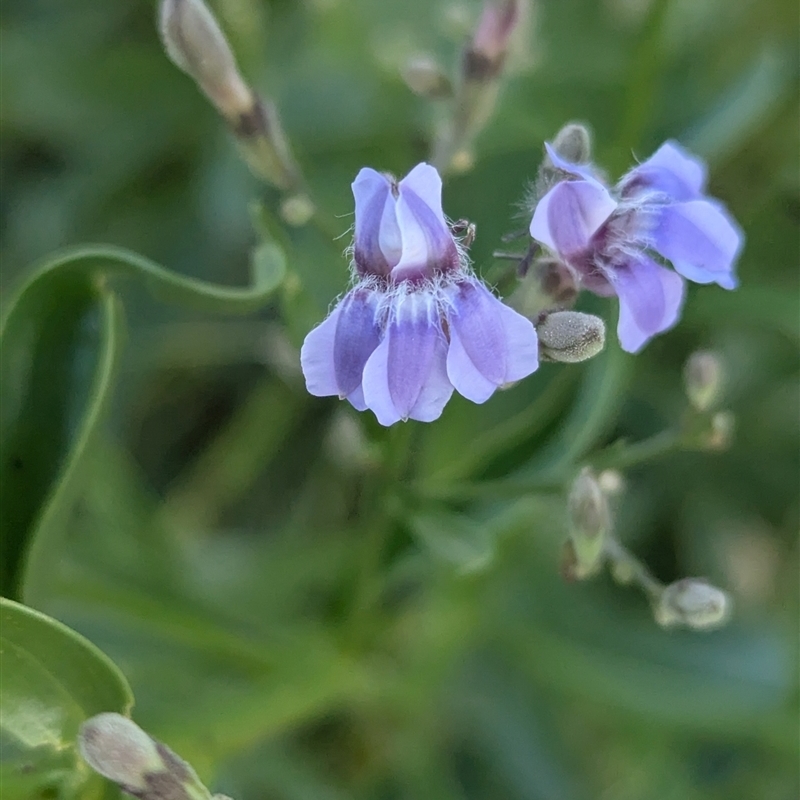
[537,310,605,363]
[566,467,610,577]
[78,714,163,792]
[402,55,453,98]
[551,122,592,164]
[655,578,731,630]
[158,0,252,119]
[79,713,215,800]
[684,350,723,411]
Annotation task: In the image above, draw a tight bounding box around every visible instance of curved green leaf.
[0,597,133,800]
[0,243,285,600]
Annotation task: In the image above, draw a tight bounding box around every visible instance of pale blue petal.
[300,303,342,398]
[605,257,686,353]
[653,199,742,290]
[621,140,707,201]
[362,291,452,425]
[445,280,538,403]
[300,288,382,404]
[530,179,617,258]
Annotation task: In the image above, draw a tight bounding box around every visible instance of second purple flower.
[301,163,539,426]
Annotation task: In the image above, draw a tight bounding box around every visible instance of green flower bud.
[707,410,735,451]
[655,578,731,630]
[684,350,724,411]
[537,310,606,363]
[551,121,592,164]
[566,467,611,578]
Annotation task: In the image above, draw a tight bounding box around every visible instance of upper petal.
[652,199,742,290]
[352,168,402,276]
[530,179,617,258]
[445,280,538,403]
[604,257,686,353]
[620,141,707,201]
[391,163,460,282]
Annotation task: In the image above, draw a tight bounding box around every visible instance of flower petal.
[530,179,617,258]
[652,200,742,289]
[352,168,401,276]
[445,280,538,403]
[604,257,686,353]
[333,288,383,397]
[392,163,459,282]
[300,288,383,408]
[300,303,342,398]
[544,142,600,182]
[362,290,452,425]
[621,140,707,201]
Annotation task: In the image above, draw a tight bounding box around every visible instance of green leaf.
[410,512,495,574]
[0,243,285,600]
[0,597,133,800]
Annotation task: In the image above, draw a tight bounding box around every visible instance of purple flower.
[301,163,539,425]
[530,141,743,352]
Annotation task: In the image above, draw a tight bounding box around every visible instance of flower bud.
[463,0,521,81]
[655,578,731,630]
[79,713,214,800]
[566,467,610,578]
[598,469,624,496]
[158,0,252,119]
[683,350,723,411]
[537,310,605,363]
[402,55,453,98]
[78,714,163,792]
[551,122,592,164]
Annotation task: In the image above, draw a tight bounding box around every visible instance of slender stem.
[604,536,664,601]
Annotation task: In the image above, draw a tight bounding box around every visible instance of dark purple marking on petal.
[333,289,383,397]
[352,168,401,276]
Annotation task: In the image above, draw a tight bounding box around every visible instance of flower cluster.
[301,164,539,426]
[529,141,743,352]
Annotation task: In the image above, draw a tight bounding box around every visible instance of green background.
[1,0,798,798]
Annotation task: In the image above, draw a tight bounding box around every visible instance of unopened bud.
[158,0,252,119]
[551,122,592,164]
[684,350,724,411]
[566,467,611,577]
[79,713,216,800]
[537,310,605,363]
[598,469,625,496]
[280,193,315,227]
[78,714,163,793]
[402,55,453,98]
[655,578,731,630]
[464,0,521,81]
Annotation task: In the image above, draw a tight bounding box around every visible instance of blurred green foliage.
[1,0,798,799]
